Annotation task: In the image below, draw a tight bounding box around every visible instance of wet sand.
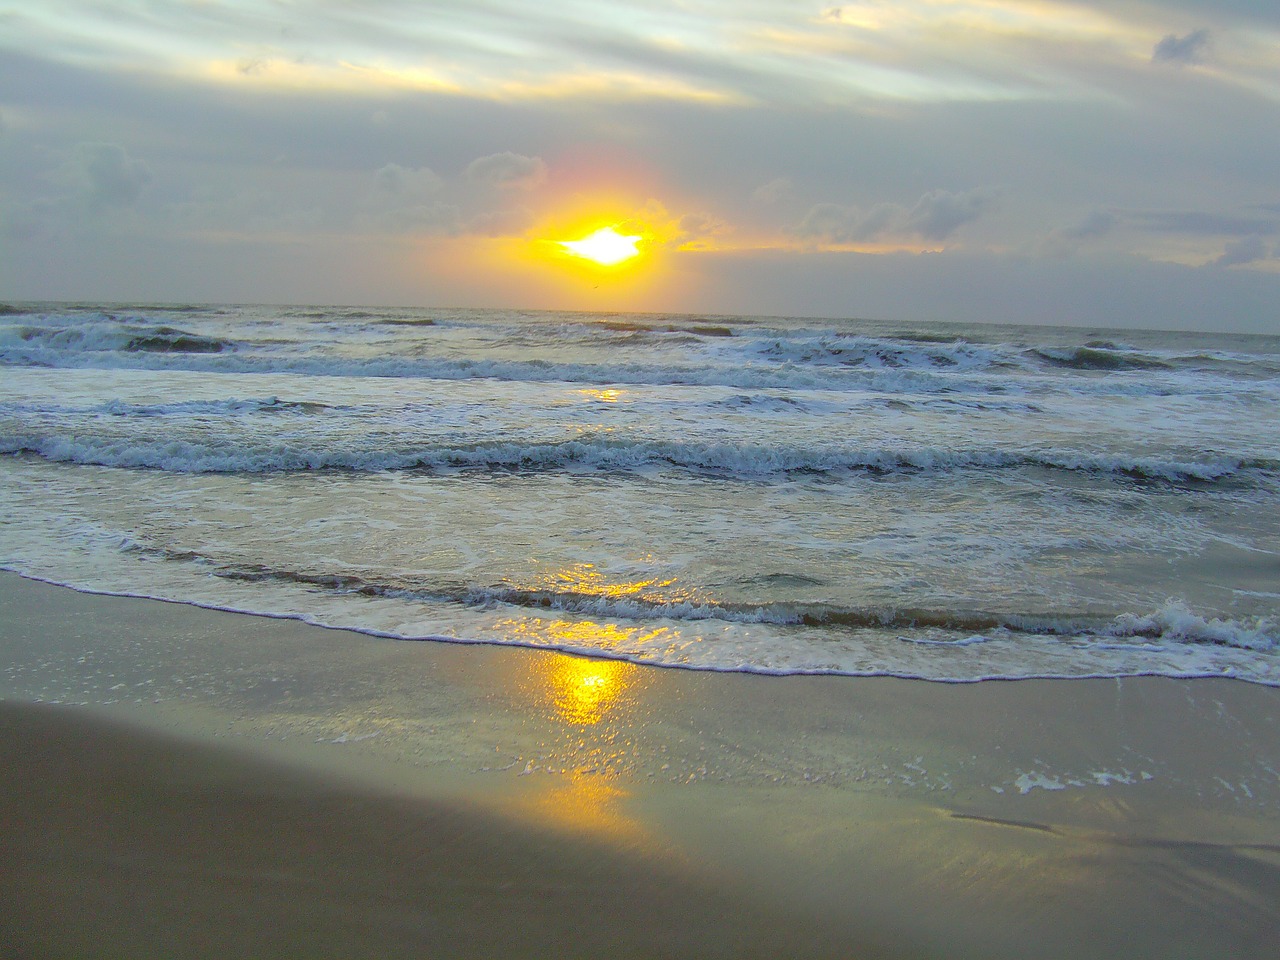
[2,573,1279,958]
[1,699,909,960]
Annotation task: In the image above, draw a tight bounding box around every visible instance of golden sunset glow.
[515,773,653,847]
[557,226,643,266]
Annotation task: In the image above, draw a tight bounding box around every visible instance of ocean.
[2,302,1277,685]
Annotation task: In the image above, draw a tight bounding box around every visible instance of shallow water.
[2,302,1277,682]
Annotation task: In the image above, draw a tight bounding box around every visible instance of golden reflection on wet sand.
[518,771,657,850]
[544,653,638,726]
[506,646,662,849]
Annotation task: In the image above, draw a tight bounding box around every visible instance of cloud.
[1214,234,1271,268]
[798,188,996,244]
[1152,29,1211,65]
[1059,209,1118,242]
[798,203,858,242]
[1130,209,1280,237]
[1047,206,1279,261]
[66,142,151,207]
[465,152,548,190]
[373,163,442,198]
[1037,208,1118,257]
[904,188,999,241]
[1151,2,1280,28]
[674,212,729,249]
[363,163,458,232]
[166,180,330,235]
[751,177,793,204]
[367,161,542,235]
[466,206,535,237]
[380,201,461,233]
[3,197,56,241]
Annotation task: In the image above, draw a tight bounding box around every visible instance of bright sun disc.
[558,226,642,266]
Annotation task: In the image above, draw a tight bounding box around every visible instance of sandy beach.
[3,572,1279,958]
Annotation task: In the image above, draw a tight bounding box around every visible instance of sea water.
[1,302,1277,684]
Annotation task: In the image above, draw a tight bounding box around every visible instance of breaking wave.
[2,430,1273,484]
[1,321,233,356]
[8,312,1269,399]
[1029,346,1172,371]
[18,536,1277,660]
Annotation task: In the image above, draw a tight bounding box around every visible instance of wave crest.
[3,430,1273,485]
[1110,601,1275,651]
[78,549,1280,656]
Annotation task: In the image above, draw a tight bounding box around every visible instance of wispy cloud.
[64,142,152,208]
[1152,28,1212,65]
[1214,234,1272,268]
[798,188,999,247]
[2,2,1278,329]
[1129,209,1280,237]
[466,153,549,191]
[15,1,1274,107]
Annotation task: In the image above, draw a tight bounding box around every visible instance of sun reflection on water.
[509,562,681,604]
[578,387,624,403]
[558,562,676,597]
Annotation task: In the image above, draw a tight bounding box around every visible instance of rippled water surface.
[2,303,1277,682]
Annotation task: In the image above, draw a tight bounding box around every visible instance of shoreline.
[3,572,1279,958]
[7,567,1275,687]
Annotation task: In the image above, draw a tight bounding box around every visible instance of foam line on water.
[2,432,1272,485]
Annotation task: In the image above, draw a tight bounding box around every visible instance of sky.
[1,1,1278,331]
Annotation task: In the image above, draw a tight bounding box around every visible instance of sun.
[557,226,642,266]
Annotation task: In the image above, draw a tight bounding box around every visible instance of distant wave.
[1,396,338,422]
[1,321,233,356]
[3,430,1273,484]
[105,397,333,417]
[6,313,1275,399]
[752,333,1004,370]
[0,348,1045,396]
[595,319,735,338]
[1029,346,1172,371]
[0,341,1206,401]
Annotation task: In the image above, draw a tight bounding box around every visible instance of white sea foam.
[898,635,991,646]
[0,320,231,355]
[1109,601,1276,652]
[1013,772,1067,794]
[750,333,1005,371]
[98,397,326,417]
[3,427,1272,484]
